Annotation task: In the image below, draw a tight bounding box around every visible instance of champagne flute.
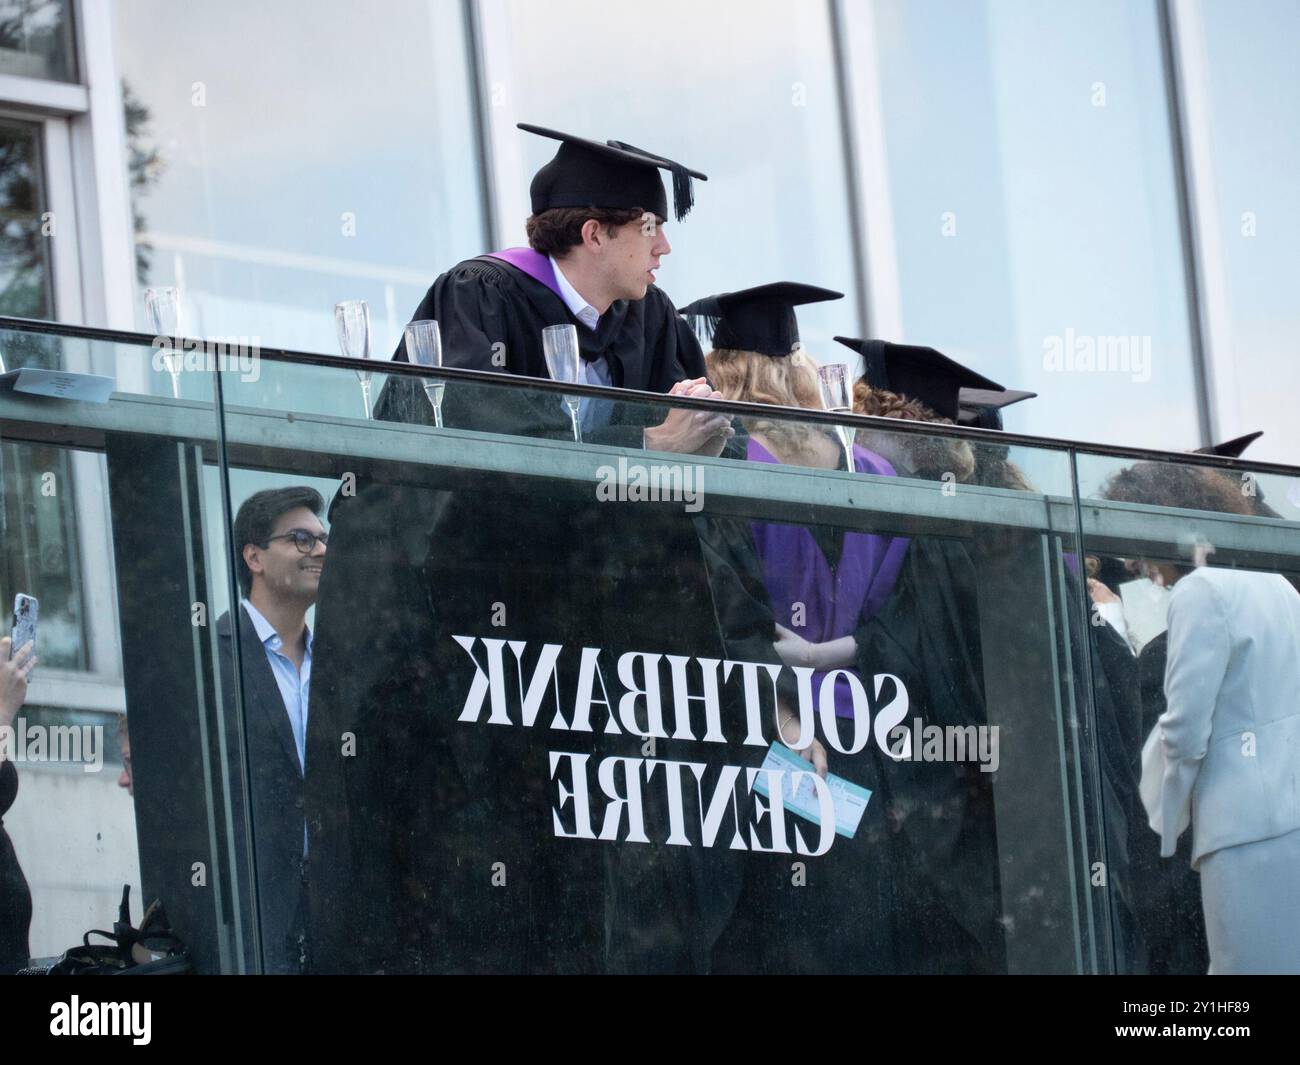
[542,324,582,442]
[817,362,855,470]
[145,287,181,398]
[405,319,444,428]
[335,300,374,419]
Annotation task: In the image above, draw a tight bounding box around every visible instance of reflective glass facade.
[1,0,1297,978]
[2,319,1297,973]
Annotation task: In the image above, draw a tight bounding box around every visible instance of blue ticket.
[752,742,871,839]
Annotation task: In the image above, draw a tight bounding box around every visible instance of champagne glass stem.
[161,349,181,398]
[423,382,445,428]
[360,378,373,420]
[568,401,582,443]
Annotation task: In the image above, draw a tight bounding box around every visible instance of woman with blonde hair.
[687,286,912,701]
[682,283,911,974]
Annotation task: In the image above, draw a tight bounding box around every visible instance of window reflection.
[1194,0,1300,466]
[0,119,53,320]
[869,0,1198,448]
[115,0,487,370]
[0,442,86,671]
[0,0,75,82]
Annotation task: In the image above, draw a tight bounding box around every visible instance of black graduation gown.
[379,255,703,438]
[306,256,722,974]
[1086,600,1146,971]
[855,537,1005,973]
[694,499,905,975]
[865,528,1140,975]
[1131,631,1210,974]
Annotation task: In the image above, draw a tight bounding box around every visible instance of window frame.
[0,0,126,714]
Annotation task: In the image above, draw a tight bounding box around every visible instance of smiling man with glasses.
[217,485,327,973]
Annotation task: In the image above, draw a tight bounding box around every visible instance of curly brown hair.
[852,380,936,422]
[1101,460,1257,516]
[525,206,649,258]
[852,382,976,482]
[852,380,1039,489]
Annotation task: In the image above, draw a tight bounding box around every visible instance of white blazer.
[1140,567,1300,865]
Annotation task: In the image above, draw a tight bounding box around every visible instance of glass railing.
[2,315,1297,975]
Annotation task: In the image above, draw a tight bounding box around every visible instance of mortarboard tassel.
[689,313,719,342]
[681,295,721,343]
[669,161,693,222]
[607,139,694,222]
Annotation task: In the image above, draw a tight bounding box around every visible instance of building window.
[115,0,488,361]
[0,115,86,669]
[0,0,77,83]
[1186,0,1300,465]
[863,0,1199,448]
[0,116,53,318]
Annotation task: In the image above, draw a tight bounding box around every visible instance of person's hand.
[1087,578,1120,606]
[0,637,36,733]
[778,708,828,778]
[643,378,735,455]
[773,623,817,669]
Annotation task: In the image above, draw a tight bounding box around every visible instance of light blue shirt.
[240,599,311,774]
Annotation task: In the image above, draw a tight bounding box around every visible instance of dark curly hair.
[852,381,976,482]
[525,206,649,258]
[1100,461,1257,516]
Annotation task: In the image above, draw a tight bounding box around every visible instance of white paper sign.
[2,368,115,404]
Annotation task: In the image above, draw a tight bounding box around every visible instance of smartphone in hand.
[10,594,38,659]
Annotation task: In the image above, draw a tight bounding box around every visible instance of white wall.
[5,762,140,961]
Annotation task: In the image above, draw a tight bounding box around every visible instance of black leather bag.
[45,885,191,976]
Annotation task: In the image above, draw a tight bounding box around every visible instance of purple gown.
[747,438,910,719]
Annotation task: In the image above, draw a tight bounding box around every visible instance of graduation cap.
[1194,431,1263,458]
[957,387,1037,431]
[519,123,707,223]
[680,282,843,357]
[834,336,1004,421]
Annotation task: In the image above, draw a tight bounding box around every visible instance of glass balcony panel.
[1076,447,1300,975]
[0,322,254,973]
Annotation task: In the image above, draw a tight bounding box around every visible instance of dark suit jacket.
[217,606,307,974]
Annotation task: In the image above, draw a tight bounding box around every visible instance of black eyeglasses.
[263,529,328,554]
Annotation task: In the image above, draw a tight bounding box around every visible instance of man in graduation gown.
[305,125,736,973]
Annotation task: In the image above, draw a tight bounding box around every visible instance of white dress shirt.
[1094,599,1132,647]
[549,255,614,430]
[549,255,599,329]
[549,255,612,389]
